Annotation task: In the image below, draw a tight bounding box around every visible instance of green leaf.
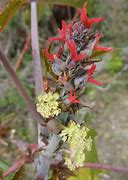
[86,129,100,180]
[33,0,85,8]
[0,0,27,32]
[11,165,25,180]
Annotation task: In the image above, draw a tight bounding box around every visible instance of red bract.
[68,90,80,104]
[87,64,103,86]
[80,6,104,28]
[44,47,63,61]
[44,48,55,61]
[94,46,113,52]
[95,32,113,52]
[48,20,71,43]
[87,64,96,76]
[66,39,87,62]
[87,77,103,86]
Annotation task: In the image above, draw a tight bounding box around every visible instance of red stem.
[51,162,128,174]
[83,163,128,173]
[15,33,31,72]
[0,48,43,124]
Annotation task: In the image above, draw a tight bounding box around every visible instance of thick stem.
[31,3,61,180]
[31,1,43,93]
[0,48,42,124]
[83,163,128,174]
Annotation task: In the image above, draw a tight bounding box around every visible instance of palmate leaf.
[0,0,27,32]
[27,0,85,8]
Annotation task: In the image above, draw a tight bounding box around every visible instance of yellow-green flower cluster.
[60,121,92,170]
[36,92,61,118]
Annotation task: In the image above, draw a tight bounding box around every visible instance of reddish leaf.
[3,158,26,177]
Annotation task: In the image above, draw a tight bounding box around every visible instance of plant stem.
[83,163,128,173]
[31,1,49,179]
[51,162,128,174]
[0,48,42,124]
[15,33,31,72]
[31,1,43,94]
[31,0,45,147]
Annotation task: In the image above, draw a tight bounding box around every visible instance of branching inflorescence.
[37,6,113,170]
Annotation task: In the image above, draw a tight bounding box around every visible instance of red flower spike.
[68,90,80,104]
[87,64,96,76]
[80,6,104,28]
[87,77,103,86]
[48,20,71,43]
[66,39,87,62]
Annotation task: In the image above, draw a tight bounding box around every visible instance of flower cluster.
[60,121,92,170]
[36,92,61,118]
[43,6,113,106]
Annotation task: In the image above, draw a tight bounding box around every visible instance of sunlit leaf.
[27,0,85,8]
[12,165,25,180]
[0,0,27,32]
